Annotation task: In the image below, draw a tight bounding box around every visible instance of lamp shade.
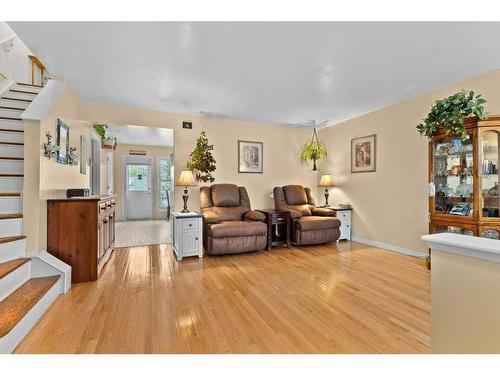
[318,174,334,187]
[176,170,198,187]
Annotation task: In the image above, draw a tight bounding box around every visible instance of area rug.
[115,220,171,248]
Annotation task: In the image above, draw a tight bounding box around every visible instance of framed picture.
[80,135,88,175]
[238,140,263,173]
[351,134,376,173]
[57,119,69,165]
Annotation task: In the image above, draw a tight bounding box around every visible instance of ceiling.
[107,124,173,147]
[9,22,500,127]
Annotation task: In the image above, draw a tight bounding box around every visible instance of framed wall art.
[351,134,376,173]
[238,140,263,173]
[80,135,88,174]
[57,118,70,165]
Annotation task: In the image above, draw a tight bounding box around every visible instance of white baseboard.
[351,236,427,259]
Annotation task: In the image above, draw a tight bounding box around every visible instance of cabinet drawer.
[336,211,351,219]
[181,219,199,231]
[272,216,288,224]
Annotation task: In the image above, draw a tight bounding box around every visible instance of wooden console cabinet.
[47,195,116,283]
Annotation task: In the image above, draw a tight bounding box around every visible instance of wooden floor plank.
[14,242,430,354]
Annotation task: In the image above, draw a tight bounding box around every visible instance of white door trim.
[123,155,153,220]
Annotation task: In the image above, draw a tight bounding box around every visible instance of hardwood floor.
[14,242,430,354]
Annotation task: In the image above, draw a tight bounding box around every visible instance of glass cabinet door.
[434,225,474,236]
[481,229,500,240]
[481,130,499,218]
[433,137,474,216]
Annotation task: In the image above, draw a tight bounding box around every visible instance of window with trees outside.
[159,158,172,210]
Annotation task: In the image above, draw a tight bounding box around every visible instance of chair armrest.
[311,207,336,217]
[202,211,220,223]
[285,209,303,219]
[244,210,266,221]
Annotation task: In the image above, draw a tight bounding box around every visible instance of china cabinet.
[428,116,500,268]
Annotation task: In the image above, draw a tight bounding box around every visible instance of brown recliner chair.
[200,184,267,255]
[273,185,341,245]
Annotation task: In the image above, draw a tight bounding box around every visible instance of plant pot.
[312,158,317,171]
[103,139,116,147]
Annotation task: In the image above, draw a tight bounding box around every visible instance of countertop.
[47,195,116,202]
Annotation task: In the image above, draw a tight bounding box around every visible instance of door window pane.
[128,165,150,191]
[159,159,171,209]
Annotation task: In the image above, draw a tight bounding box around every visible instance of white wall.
[0,22,33,83]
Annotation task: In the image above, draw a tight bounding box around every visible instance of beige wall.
[113,143,173,221]
[24,85,318,252]
[29,69,500,254]
[23,85,86,253]
[319,68,500,254]
[432,251,500,353]
[81,102,319,213]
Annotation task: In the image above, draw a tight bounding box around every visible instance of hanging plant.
[300,128,328,171]
[187,130,216,183]
[417,90,487,140]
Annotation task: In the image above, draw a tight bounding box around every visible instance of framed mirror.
[57,118,70,165]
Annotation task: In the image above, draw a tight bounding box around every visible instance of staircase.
[0,82,69,353]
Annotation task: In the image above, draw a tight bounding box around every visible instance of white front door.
[125,156,153,220]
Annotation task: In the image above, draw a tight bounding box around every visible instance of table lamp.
[176,170,198,213]
[318,174,335,207]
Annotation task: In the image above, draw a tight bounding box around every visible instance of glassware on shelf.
[433,137,474,215]
[435,225,474,236]
[481,230,500,240]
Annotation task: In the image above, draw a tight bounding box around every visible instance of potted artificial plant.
[417,90,487,140]
[300,128,328,171]
[93,123,117,148]
[187,130,217,182]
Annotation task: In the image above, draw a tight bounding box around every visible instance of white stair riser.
[0,144,23,158]
[0,277,61,353]
[0,131,24,143]
[0,119,24,131]
[0,99,30,109]
[0,218,22,236]
[0,239,25,263]
[0,109,23,118]
[5,91,37,101]
[0,159,23,174]
[0,197,21,215]
[0,176,22,192]
[11,85,42,94]
[0,261,30,302]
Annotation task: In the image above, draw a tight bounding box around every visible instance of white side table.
[171,212,203,260]
[325,207,352,241]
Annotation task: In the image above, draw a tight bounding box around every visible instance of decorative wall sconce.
[68,147,79,166]
[43,131,60,160]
